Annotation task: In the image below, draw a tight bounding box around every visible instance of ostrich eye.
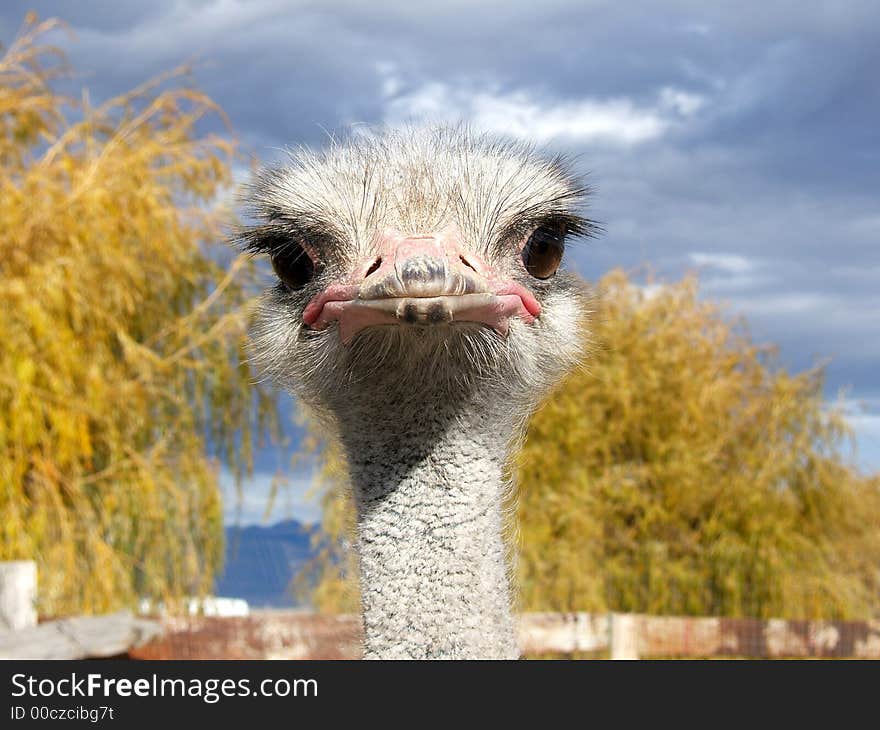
[270,241,316,290]
[523,223,565,279]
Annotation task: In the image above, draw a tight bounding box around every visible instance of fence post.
[609,613,640,659]
[0,561,37,630]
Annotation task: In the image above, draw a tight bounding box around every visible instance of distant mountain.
[215,520,317,608]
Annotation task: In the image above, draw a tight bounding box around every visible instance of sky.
[3,1,878,523]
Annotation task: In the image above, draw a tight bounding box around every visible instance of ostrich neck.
[338,396,520,659]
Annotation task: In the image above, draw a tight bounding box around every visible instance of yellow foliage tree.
[517,269,880,619]
[0,16,276,616]
[304,269,880,619]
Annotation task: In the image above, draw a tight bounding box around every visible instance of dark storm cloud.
[2,1,877,474]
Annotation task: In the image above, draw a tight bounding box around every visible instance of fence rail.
[8,560,876,659]
[130,611,880,660]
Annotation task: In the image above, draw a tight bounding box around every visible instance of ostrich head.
[237,127,594,659]
[240,127,593,423]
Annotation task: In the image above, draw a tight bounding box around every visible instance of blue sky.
[3,1,878,523]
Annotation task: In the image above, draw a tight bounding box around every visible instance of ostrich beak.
[302,231,541,344]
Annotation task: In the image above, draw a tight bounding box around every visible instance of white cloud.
[680,22,712,36]
[379,67,705,146]
[375,60,403,97]
[659,87,706,116]
[736,292,832,316]
[834,398,880,474]
[626,281,667,300]
[219,465,323,526]
[689,252,755,274]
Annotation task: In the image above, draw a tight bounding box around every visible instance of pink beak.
[302,231,541,344]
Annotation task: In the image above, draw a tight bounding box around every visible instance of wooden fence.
[4,561,878,659]
[130,611,880,660]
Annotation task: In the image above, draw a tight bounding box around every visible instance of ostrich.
[238,127,594,659]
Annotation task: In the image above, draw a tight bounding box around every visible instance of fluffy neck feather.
[338,393,520,659]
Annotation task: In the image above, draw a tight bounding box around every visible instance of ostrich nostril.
[403,304,418,323]
[365,257,382,278]
[459,255,477,273]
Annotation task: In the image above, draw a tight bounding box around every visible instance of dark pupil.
[524,225,565,279]
[270,242,315,290]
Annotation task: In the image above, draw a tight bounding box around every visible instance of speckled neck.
[338,397,520,659]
